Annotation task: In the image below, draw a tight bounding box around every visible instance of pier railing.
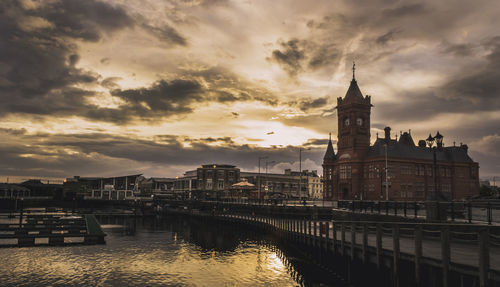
[192,208,500,287]
[166,198,500,225]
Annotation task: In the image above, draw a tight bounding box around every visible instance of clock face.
[357,118,363,126]
[344,118,350,126]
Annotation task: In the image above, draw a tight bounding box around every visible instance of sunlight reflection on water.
[0,217,300,287]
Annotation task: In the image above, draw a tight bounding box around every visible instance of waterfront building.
[138,177,175,197]
[322,69,479,201]
[63,174,142,200]
[172,164,240,199]
[0,183,30,198]
[240,169,320,199]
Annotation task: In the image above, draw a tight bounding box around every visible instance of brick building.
[322,71,479,201]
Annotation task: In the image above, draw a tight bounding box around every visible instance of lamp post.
[384,144,389,200]
[258,156,268,202]
[426,132,443,201]
[299,148,311,200]
[265,160,275,198]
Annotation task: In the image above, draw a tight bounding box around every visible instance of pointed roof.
[344,79,364,102]
[323,133,336,161]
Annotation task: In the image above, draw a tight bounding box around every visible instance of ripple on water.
[0,219,304,287]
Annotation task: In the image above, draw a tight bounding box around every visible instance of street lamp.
[299,148,311,200]
[265,160,275,196]
[426,132,441,200]
[258,156,268,202]
[384,144,389,201]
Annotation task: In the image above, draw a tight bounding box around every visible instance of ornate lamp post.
[426,132,443,200]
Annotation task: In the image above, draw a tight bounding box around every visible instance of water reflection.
[0,215,344,286]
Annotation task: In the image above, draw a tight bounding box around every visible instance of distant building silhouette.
[322,69,479,201]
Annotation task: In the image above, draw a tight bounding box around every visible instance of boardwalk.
[205,212,500,287]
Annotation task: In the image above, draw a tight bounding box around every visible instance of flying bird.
[266,131,274,135]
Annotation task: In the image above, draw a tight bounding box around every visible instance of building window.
[428,184,434,193]
[387,165,395,178]
[357,118,363,126]
[218,180,224,189]
[426,166,432,177]
[416,182,425,197]
[206,179,212,189]
[207,171,213,177]
[369,165,375,178]
[401,165,413,175]
[445,168,452,177]
[441,183,451,193]
[418,166,425,176]
[339,165,351,179]
[217,170,224,177]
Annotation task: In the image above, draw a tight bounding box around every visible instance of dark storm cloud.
[375,29,400,45]
[296,97,329,111]
[0,0,192,121]
[0,0,129,117]
[381,3,426,18]
[303,138,332,147]
[141,23,187,46]
[268,39,306,77]
[111,79,202,115]
[0,0,279,124]
[268,38,343,77]
[0,130,324,178]
[101,77,122,90]
[441,43,475,57]
[375,36,500,122]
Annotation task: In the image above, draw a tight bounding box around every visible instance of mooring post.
[487,202,492,225]
[479,227,490,287]
[332,221,337,253]
[313,220,318,248]
[393,224,400,287]
[362,223,368,264]
[414,225,422,287]
[441,225,450,287]
[341,222,345,256]
[308,220,312,246]
[351,222,356,261]
[376,223,382,269]
[325,221,330,253]
[414,201,418,218]
[303,219,307,243]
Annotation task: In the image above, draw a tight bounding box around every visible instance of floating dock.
[0,210,106,247]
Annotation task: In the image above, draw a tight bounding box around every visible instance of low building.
[138,177,175,197]
[63,174,142,200]
[240,169,320,199]
[0,183,30,198]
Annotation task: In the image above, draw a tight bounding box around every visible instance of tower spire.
[329,132,331,141]
[352,61,356,80]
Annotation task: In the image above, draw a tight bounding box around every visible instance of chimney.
[384,127,391,141]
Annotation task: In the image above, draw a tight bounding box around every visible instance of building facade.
[63,174,141,200]
[322,73,479,201]
[240,169,320,199]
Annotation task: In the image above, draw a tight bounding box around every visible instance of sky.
[0,0,499,183]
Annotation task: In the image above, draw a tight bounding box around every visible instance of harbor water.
[0,215,345,286]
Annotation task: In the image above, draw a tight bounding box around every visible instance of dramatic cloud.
[0,0,499,181]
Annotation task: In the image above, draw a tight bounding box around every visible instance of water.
[0,215,341,286]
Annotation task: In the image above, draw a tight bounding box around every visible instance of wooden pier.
[0,211,106,247]
[166,204,500,287]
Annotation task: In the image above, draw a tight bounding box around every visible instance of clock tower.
[336,63,372,160]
